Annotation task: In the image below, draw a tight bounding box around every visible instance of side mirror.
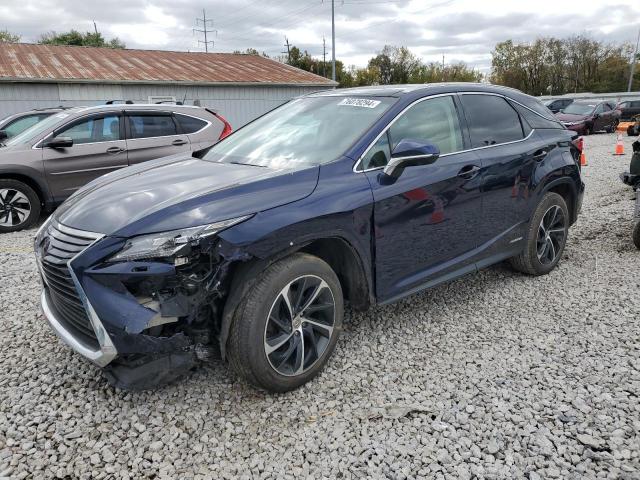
[383,139,440,178]
[0,130,7,141]
[43,136,73,149]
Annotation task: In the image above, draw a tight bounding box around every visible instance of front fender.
[0,164,53,207]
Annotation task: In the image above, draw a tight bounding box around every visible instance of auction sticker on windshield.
[338,98,381,108]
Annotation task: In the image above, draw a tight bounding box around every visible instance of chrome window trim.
[32,111,123,150]
[353,91,542,173]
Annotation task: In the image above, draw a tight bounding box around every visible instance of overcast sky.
[2,0,639,72]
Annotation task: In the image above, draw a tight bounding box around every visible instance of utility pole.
[322,36,327,78]
[194,9,216,53]
[628,27,640,92]
[442,54,445,81]
[282,36,292,63]
[331,0,336,81]
[93,21,98,35]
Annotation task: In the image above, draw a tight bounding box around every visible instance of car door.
[458,93,548,261]
[43,112,127,201]
[362,94,483,301]
[125,111,191,165]
[601,103,615,129]
[592,103,606,131]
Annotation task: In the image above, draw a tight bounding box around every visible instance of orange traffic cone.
[614,134,624,156]
[580,151,588,166]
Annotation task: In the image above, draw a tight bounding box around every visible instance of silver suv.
[0,104,231,232]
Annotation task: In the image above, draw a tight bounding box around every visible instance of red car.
[555,100,620,135]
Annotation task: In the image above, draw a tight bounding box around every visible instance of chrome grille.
[38,221,101,350]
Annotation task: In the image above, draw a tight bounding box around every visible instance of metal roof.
[0,43,336,87]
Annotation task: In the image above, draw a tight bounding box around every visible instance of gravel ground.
[1,132,639,479]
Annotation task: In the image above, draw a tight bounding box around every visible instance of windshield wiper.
[227,161,267,168]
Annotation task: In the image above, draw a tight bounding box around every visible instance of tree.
[39,30,125,49]
[490,35,636,95]
[233,48,270,57]
[368,45,421,84]
[0,30,20,43]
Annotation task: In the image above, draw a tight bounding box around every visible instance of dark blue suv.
[35,84,584,392]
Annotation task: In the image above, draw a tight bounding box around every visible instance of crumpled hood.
[54,153,320,236]
[555,112,588,123]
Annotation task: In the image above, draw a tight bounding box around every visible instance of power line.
[194,9,216,52]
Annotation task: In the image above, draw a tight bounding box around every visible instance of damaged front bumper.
[35,219,231,389]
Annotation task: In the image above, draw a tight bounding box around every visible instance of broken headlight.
[108,215,252,263]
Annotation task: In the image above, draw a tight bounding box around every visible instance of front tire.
[227,253,343,392]
[510,192,569,275]
[0,179,41,233]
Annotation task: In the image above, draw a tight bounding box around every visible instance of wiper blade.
[227,161,267,168]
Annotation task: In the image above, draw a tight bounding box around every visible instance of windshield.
[203,96,396,169]
[561,103,595,115]
[4,110,76,146]
[543,100,554,106]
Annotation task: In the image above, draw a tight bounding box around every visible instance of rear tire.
[510,192,569,276]
[0,179,41,233]
[607,120,619,133]
[227,253,343,392]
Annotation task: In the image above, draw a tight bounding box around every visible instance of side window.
[361,132,391,170]
[619,102,629,109]
[602,103,611,112]
[4,115,42,138]
[128,114,178,139]
[460,95,524,147]
[509,101,563,130]
[175,114,207,134]
[632,101,640,108]
[58,115,121,145]
[388,96,463,155]
[594,104,604,114]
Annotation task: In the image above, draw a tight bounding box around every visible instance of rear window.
[175,114,208,134]
[460,94,525,148]
[128,114,177,139]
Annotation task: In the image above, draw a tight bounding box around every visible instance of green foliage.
[491,36,637,95]
[38,30,125,49]
[284,44,481,87]
[233,48,270,57]
[0,30,21,43]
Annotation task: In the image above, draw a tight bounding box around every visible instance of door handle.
[106,146,125,154]
[533,149,548,161]
[457,165,481,179]
[172,139,188,146]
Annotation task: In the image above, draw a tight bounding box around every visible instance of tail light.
[214,113,232,141]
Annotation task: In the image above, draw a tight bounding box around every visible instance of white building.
[0,43,336,127]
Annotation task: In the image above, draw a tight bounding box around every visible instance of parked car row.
[32,83,585,392]
[0,107,71,141]
[0,104,232,232]
[553,100,620,136]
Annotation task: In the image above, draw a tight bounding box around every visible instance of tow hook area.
[102,332,218,390]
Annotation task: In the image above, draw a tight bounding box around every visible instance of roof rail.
[105,100,134,105]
